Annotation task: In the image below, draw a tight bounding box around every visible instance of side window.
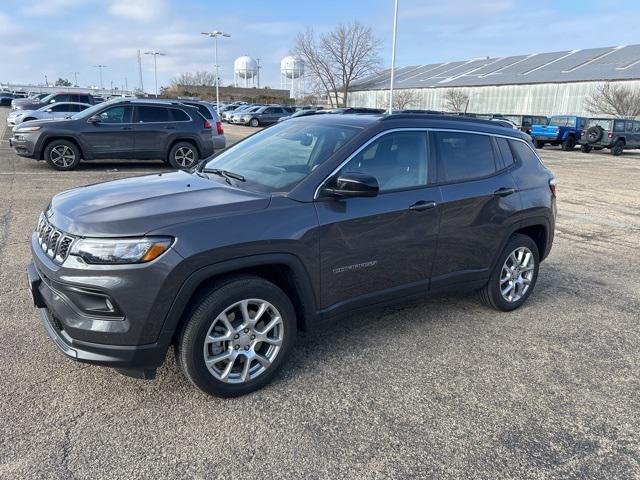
[272,108,284,114]
[50,104,69,112]
[78,104,90,112]
[634,122,640,133]
[614,121,625,132]
[170,108,190,121]
[338,131,429,191]
[263,108,274,114]
[494,137,515,168]
[522,116,533,127]
[509,140,540,165]
[435,131,497,183]
[97,106,131,124]
[137,106,170,123]
[626,121,634,131]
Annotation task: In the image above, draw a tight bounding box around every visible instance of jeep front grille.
[36,213,76,264]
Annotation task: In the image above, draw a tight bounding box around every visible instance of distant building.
[348,44,640,116]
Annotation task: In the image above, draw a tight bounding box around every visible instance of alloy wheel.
[203,299,284,384]
[50,145,75,168]
[174,147,195,168]
[500,247,535,302]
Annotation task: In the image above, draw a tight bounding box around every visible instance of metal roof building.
[348,44,640,116]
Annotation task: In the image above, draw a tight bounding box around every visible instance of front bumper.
[9,133,37,157]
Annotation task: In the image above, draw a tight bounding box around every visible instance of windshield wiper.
[201,168,246,183]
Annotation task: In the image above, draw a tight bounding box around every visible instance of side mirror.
[88,115,101,123]
[322,172,379,198]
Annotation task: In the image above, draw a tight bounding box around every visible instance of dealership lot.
[0,107,639,478]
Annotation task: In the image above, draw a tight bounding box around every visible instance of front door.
[315,130,441,310]
[82,105,134,158]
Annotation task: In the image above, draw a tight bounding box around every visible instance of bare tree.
[293,22,382,107]
[392,89,418,110]
[585,82,640,118]
[171,71,217,87]
[443,89,469,113]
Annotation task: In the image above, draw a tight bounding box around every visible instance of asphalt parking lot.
[0,107,639,479]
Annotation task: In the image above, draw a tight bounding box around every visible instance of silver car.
[8,102,91,127]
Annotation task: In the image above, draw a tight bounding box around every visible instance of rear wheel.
[611,140,624,156]
[44,140,81,171]
[534,140,544,149]
[177,275,297,397]
[249,118,260,127]
[168,142,199,169]
[479,234,539,311]
[580,144,592,153]
[561,136,576,151]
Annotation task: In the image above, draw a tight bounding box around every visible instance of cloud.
[400,0,516,18]
[107,0,168,22]
[21,0,89,16]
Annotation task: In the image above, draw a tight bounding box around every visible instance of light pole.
[388,0,399,113]
[72,71,79,87]
[144,51,166,97]
[94,65,107,91]
[201,31,231,114]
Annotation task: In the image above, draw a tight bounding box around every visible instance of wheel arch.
[39,136,85,160]
[167,137,201,159]
[161,254,318,347]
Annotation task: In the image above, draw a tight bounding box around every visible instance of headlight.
[15,126,41,132]
[70,237,173,264]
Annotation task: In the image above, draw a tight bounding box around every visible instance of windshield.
[203,121,360,193]
[69,101,115,120]
[587,118,613,130]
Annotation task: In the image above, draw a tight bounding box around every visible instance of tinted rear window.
[171,108,190,121]
[435,131,497,182]
[137,106,170,122]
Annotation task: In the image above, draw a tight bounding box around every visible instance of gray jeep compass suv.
[27,114,557,397]
[10,99,214,170]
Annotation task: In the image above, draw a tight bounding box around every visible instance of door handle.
[494,187,517,197]
[409,200,437,211]
[120,126,132,130]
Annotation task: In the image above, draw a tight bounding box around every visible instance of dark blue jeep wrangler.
[531,115,587,151]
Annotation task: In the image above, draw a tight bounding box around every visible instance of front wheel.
[44,140,81,171]
[534,140,544,149]
[561,136,576,151]
[249,118,260,127]
[168,142,199,169]
[479,234,540,311]
[177,275,297,397]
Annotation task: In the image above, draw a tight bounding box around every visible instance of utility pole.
[144,51,166,98]
[72,71,79,87]
[94,65,107,90]
[256,58,261,89]
[137,50,145,94]
[388,0,399,112]
[201,31,231,114]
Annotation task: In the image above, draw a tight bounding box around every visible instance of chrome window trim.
[313,127,540,199]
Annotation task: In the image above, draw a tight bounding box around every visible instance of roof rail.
[379,112,504,127]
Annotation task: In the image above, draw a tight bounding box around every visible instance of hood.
[12,99,41,110]
[15,118,74,129]
[48,170,270,237]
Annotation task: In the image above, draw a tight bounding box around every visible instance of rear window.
[137,106,170,123]
[588,119,613,130]
[434,131,497,183]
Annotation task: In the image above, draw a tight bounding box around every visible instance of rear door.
[82,105,134,158]
[132,105,174,159]
[315,130,441,309]
[430,130,522,290]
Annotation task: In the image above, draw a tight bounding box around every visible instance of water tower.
[280,56,305,99]
[234,56,258,88]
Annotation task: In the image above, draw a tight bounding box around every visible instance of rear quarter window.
[509,139,541,166]
[171,109,190,121]
[494,137,515,168]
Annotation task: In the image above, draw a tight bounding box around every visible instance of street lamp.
[388,0,399,113]
[144,51,166,97]
[93,65,107,91]
[201,31,231,114]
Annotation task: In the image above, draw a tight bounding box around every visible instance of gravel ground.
[0,108,638,479]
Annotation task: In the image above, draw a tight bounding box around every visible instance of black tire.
[44,139,81,171]
[534,140,544,149]
[478,234,540,312]
[249,118,260,127]
[611,140,624,156]
[168,141,199,170]
[580,144,592,153]
[177,275,297,397]
[561,136,576,151]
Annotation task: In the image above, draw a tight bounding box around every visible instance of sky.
[2,0,640,93]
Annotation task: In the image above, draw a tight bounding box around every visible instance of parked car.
[11,92,96,111]
[278,108,327,122]
[500,115,548,135]
[579,117,640,155]
[221,105,250,122]
[27,113,556,396]
[531,115,587,150]
[230,105,264,124]
[0,92,15,107]
[236,105,294,126]
[9,99,214,170]
[8,102,91,127]
[160,99,226,150]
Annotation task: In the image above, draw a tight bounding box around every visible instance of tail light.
[549,178,557,196]
[216,121,224,135]
[608,132,613,138]
[580,129,585,137]
[204,120,212,129]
